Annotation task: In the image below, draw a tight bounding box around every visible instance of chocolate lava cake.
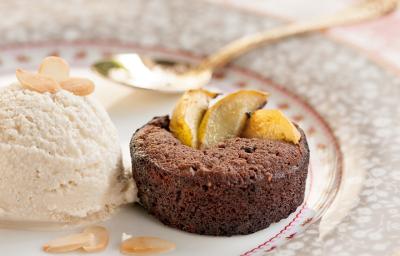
[130,116,309,236]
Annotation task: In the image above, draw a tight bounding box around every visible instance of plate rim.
[0,40,344,255]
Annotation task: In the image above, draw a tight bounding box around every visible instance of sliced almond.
[120,236,176,255]
[82,226,109,252]
[16,69,61,93]
[43,232,94,253]
[38,56,70,82]
[60,77,95,96]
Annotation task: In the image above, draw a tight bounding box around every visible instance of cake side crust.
[131,116,309,236]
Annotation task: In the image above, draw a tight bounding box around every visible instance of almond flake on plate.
[42,225,109,253]
[120,236,176,255]
[82,226,109,252]
[43,232,94,253]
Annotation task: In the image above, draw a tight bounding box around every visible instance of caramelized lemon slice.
[242,109,301,144]
[170,89,218,148]
[198,90,268,148]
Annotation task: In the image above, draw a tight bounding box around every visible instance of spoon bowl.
[92,53,211,93]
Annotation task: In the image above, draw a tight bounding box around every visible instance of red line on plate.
[241,163,313,256]
[241,205,307,256]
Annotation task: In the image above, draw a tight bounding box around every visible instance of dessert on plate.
[0,57,135,228]
[130,89,309,236]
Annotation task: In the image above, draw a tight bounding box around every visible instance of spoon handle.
[197,0,397,71]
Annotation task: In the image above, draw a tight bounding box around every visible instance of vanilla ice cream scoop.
[0,83,135,228]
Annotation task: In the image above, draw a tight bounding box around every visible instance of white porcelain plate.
[0,42,342,256]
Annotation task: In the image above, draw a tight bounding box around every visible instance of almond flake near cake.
[130,90,309,236]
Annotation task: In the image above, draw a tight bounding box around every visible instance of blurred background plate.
[0,1,399,255]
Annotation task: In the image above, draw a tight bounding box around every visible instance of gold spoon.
[92,0,397,93]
